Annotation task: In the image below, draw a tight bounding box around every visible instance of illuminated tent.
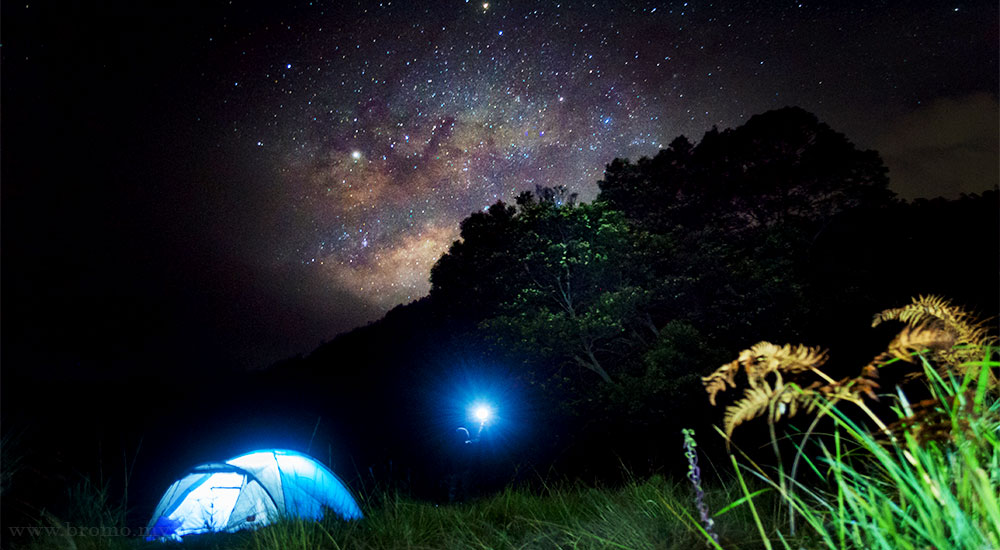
[147,449,363,540]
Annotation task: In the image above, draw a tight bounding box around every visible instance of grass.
[9,475,781,550]
[11,352,995,549]
[714,348,1000,550]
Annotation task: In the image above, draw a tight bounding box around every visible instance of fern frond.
[722,381,821,444]
[707,295,994,444]
[742,342,782,389]
[871,296,997,387]
[703,358,740,406]
[873,294,996,349]
[887,323,957,363]
[818,373,881,403]
[723,384,775,440]
[769,343,829,375]
[772,383,819,423]
[872,294,954,327]
[742,342,828,381]
[704,341,828,406]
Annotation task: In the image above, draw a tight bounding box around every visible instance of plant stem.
[731,453,773,550]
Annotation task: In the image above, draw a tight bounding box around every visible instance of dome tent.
[147,449,363,540]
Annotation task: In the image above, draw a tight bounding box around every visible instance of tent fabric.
[147,449,362,540]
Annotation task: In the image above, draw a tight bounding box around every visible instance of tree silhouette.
[429,201,519,323]
[598,107,894,234]
[419,108,994,474]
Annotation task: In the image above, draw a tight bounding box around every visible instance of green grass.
[10,476,780,550]
[11,350,995,549]
[715,348,1000,550]
[18,353,995,549]
[320,477,776,550]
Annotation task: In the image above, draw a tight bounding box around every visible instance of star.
[206,0,996,314]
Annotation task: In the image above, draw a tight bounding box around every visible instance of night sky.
[2,1,997,378]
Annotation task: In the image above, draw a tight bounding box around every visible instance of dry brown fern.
[703,342,828,406]
[705,346,884,445]
[871,295,997,386]
[813,367,881,412]
[721,380,822,440]
[873,294,959,329]
[703,355,741,407]
[887,322,958,362]
[860,323,957,376]
[704,342,830,440]
[705,295,995,446]
[722,384,776,440]
[873,295,995,350]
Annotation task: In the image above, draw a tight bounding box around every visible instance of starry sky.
[3,0,997,376]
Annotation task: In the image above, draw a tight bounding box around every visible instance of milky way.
[2,0,994,377]
[205,1,995,312]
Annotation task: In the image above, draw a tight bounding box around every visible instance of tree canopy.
[300,107,996,483]
[597,107,894,234]
[424,108,928,457]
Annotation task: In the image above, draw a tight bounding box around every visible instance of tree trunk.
[574,343,612,383]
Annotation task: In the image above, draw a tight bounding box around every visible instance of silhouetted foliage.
[429,201,519,323]
[598,106,895,234]
[420,108,995,476]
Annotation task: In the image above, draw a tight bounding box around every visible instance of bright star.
[351,150,362,160]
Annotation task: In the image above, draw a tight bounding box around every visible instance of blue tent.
[147,449,363,540]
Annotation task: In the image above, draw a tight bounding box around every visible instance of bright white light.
[350,150,362,160]
[472,404,493,423]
